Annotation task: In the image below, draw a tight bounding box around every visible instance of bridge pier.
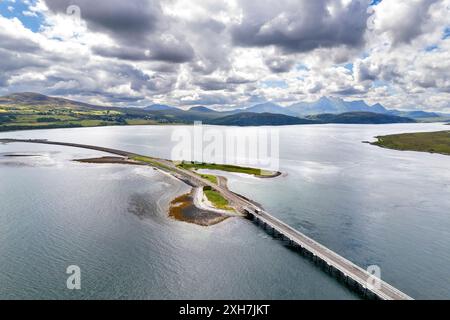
[246,212,411,300]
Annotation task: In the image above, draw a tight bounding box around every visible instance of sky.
[0,0,449,112]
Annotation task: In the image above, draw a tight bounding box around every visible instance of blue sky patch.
[343,63,354,72]
[372,80,396,95]
[295,64,309,72]
[0,0,43,32]
[425,44,438,52]
[373,80,388,88]
[443,27,450,40]
[370,0,383,6]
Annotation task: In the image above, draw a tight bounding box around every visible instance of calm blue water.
[1,123,449,299]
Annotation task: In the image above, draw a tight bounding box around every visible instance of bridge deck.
[248,209,413,300]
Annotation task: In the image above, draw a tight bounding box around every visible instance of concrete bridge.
[244,206,413,300]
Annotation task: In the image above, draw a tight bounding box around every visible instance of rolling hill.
[0,92,102,109]
[144,104,177,111]
[189,106,217,113]
[0,92,429,131]
[0,92,160,131]
[208,113,317,126]
[307,112,415,124]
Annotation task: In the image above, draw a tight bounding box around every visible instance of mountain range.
[1,92,448,129]
[236,97,443,120]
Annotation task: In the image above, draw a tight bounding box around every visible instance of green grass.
[0,103,171,132]
[72,120,116,127]
[131,155,173,171]
[177,161,266,176]
[203,187,231,210]
[125,119,159,125]
[372,131,450,156]
[200,174,218,184]
[2,119,116,128]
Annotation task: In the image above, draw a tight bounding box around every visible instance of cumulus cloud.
[0,0,448,111]
[44,0,159,41]
[371,0,441,46]
[232,0,371,52]
[264,54,296,73]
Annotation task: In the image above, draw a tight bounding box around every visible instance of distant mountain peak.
[258,101,280,106]
[144,104,176,111]
[286,96,389,116]
[243,101,296,116]
[189,106,216,113]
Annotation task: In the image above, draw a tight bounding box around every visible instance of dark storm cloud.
[186,18,231,75]
[0,25,41,53]
[194,80,230,91]
[44,0,159,41]
[92,46,151,62]
[85,91,146,103]
[113,64,176,93]
[145,40,195,64]
[194,75,254,91]
[0,47,48,88]
[333,87,367,95]
[47,87,145,103]
[0,49,46,72]
[0,35,41,53]
[34,61,176,102]
[226,76,254,85]
[264,55,296,73]
[146,62,180,74]
[45,0,195,64]
[232,0,371,53]
[0,76,8,87]
[93,41,194,64]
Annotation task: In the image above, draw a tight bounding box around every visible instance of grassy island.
[177,161,279,177]
[371,131,450,156]
[199,174,218,184]
[203,186,232,210]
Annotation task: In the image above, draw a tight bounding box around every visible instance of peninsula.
[0,138,279,226]
[371,131,450,156]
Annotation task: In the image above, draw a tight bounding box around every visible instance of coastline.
[75,156,147,165]
[370,130,450,156]
[74,157,245,226]
[169,190,231,227]
[0,140,277,226]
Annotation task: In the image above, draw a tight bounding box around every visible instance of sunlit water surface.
[1,123,449,299]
